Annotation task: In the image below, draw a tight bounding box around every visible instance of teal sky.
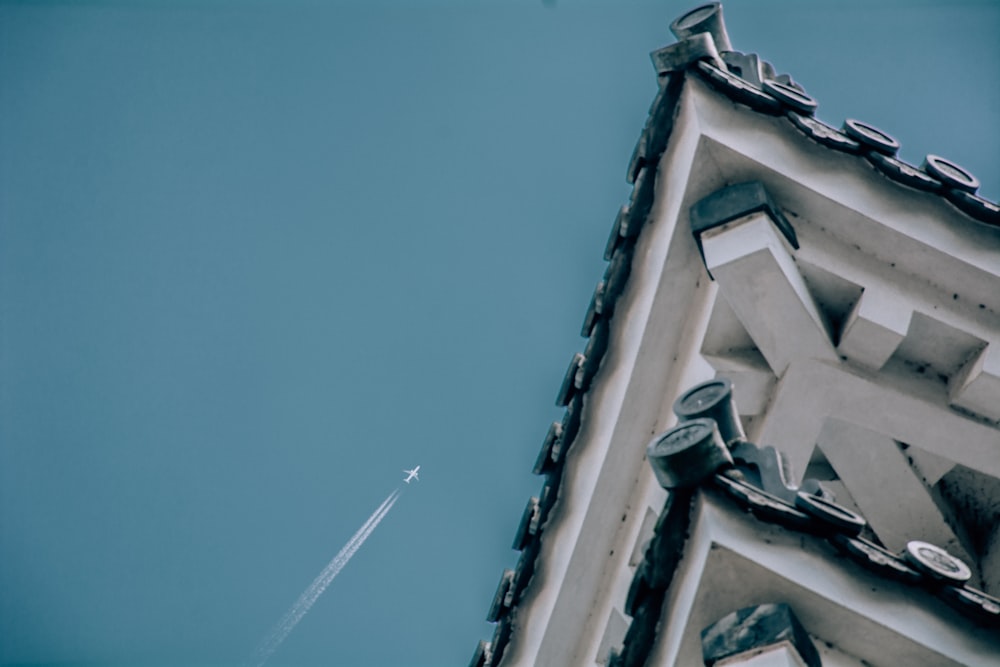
[1,1,997,666]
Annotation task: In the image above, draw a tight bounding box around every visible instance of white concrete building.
[472,4,1000,666]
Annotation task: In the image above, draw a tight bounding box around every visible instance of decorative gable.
[472,4,999,665]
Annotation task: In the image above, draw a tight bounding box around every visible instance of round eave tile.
[922,154,980,193]
[843,118,900,156]
[904,540,972,583]
[763,79,818,115]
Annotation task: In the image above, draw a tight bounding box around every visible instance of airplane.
[403,466,420,484]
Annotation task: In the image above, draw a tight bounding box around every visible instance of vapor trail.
[281,490,398,614]
[252,489,401,667]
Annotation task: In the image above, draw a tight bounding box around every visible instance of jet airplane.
[403,466,420,484]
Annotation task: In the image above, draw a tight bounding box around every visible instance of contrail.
[276,490,398,620]
[252,490,400,665]
[252,488,401,667]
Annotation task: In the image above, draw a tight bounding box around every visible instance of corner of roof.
[652,3,998,229]
[470,4,999,664]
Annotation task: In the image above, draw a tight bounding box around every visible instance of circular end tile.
[673,377,745,444]
[763,79,818,115]
[843,119,899,156]
[674,378,731,418]
[794,492,866,536]
[647,418,732,489]
[904,540,972,583]
[672,3,718,31]
[923,155,980,193]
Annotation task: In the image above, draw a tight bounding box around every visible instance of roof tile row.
[692,56,998,226]
[466,69,686,667]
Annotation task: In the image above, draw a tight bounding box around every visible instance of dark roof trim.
[690,55,998,228]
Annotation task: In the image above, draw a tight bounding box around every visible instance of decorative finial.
[670,3,732,53]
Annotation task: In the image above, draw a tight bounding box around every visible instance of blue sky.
[1,1,997,666]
